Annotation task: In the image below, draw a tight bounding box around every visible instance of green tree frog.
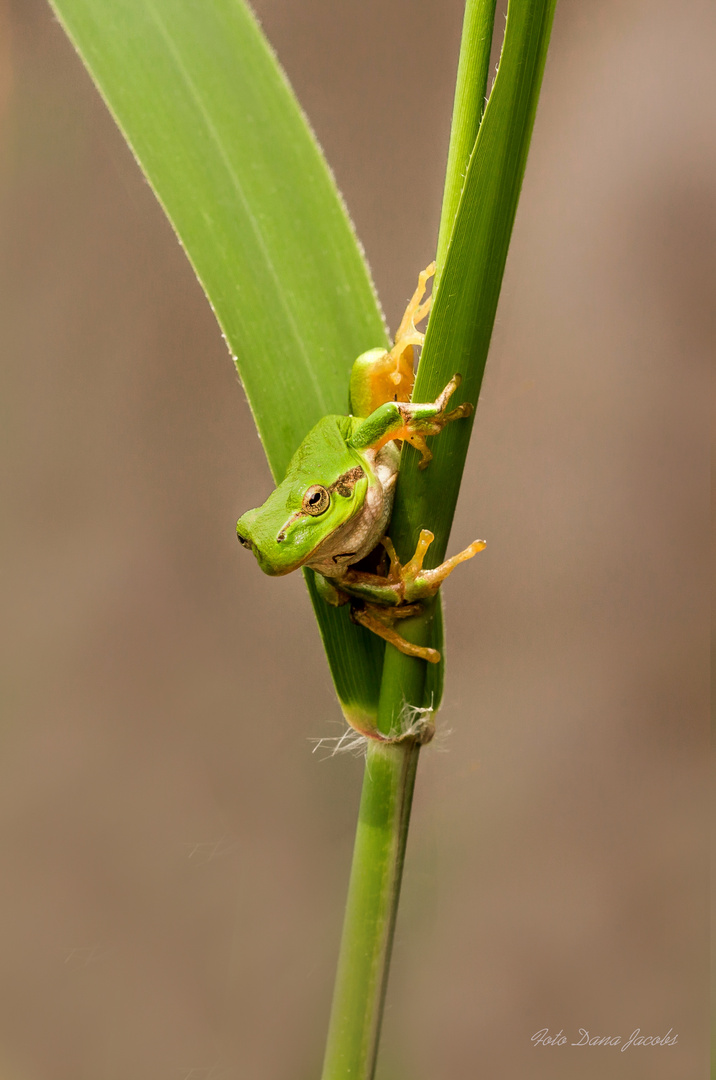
[236,264,485,663]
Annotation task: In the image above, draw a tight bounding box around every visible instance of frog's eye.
[302,485,330,516]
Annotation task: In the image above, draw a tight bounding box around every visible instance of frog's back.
[283,414,360,488]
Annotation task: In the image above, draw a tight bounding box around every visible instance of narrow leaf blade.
[376,0,557,732]
[392,0,558,564]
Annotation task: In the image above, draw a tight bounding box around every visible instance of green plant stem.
[321,740,419,1080]
[436,0,498,276]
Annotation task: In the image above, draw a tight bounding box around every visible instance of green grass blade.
[436,0,497,275]
[377,0,558,732]
[48,0,389,727]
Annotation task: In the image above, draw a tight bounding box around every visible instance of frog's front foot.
[382,529,486,602]
[406,374,474,469]
[349,372,474,468]
[338,529,486,662]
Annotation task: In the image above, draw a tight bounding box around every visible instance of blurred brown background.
[0,1,711,1078]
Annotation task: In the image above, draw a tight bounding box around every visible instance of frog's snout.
[236,515,282,576]
[237,505,304,577]
[236,512,260,559]
[236,513,253,548]
[236,527,252,550]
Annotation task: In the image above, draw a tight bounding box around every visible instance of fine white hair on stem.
[310,698,441,759]
[396,699,434,739]
[310,727,370,759]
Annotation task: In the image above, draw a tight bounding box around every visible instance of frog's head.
[236,417,368,576]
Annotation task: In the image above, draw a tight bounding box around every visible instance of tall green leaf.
[400,0,558,560]
[435,0,497,274]
[48,0,389,727]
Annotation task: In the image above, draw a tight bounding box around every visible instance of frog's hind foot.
[351,602,441,664]
[382,261,437,399]
[392,261,436,353]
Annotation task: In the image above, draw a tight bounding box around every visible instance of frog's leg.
[339,530,486,609]
[349,262,436,417]
[315,532,484,662]
[349,373,473,469]
[312,563,440,661]
[344,531,485,662]
[312,571,349,608]
[351,603,441,664]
